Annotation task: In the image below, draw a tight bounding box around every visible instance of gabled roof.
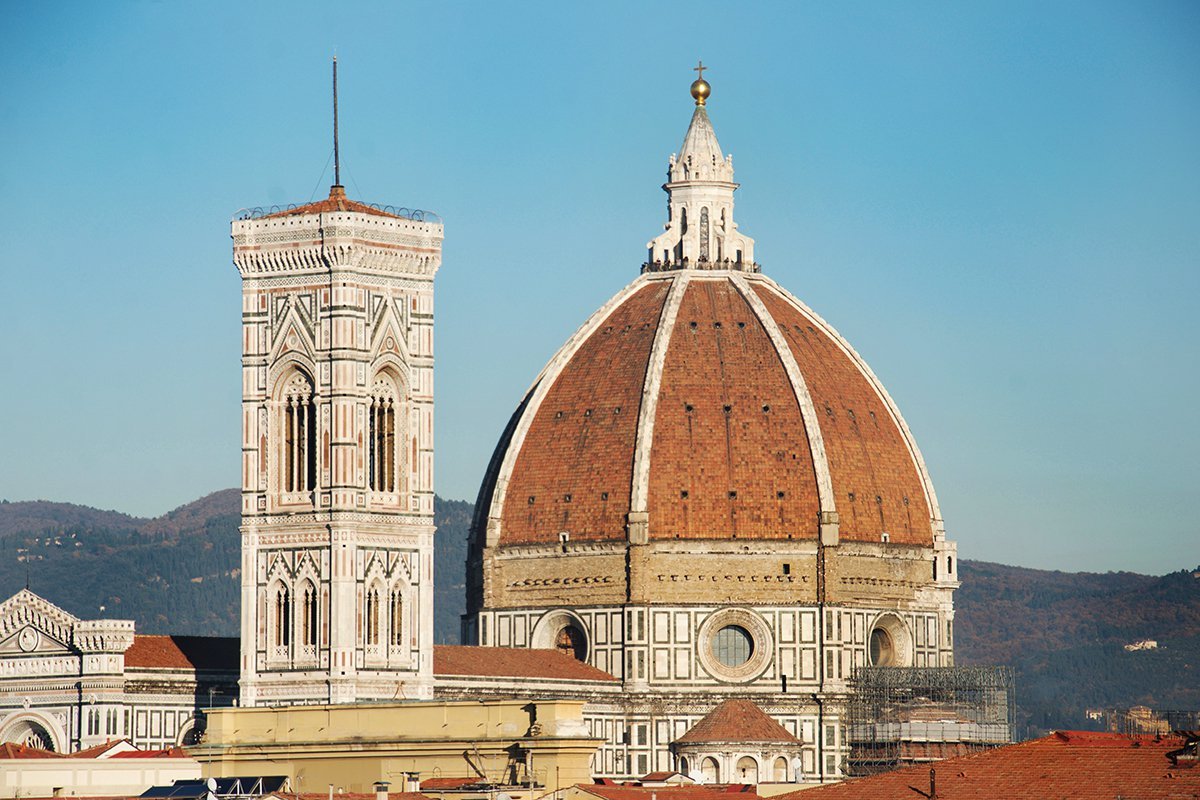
[433,645,618,682]
[124,634,238,671]
[675,700,799,745]
[775,731,1200,799]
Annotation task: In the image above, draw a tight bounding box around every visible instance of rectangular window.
[825,724,836,747]
[636,724,648,746]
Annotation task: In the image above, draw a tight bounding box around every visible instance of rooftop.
[433,645,618,682]
[780,731,1200,799]
[124,634,239,671]
[675,699,800,745]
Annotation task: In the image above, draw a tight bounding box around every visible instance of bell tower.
[231,60,443,706]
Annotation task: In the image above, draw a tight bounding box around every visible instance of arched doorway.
[701,756,720,783]
[736,756,758,784]
[773,756,789,782]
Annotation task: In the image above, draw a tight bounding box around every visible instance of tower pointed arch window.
[389,587,404,648]
[300,580,318,648]
[369,375,400,494]
[272,583,291,649]
[281,371,316,494]
[365,583,381,646]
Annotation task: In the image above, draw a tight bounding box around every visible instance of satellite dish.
[207,778,218,792]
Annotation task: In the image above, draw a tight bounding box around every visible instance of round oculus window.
[869,626,895,666]
[712,624,754,667]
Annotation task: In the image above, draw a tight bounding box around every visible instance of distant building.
[1124,639,1158,651]
[0,739,199,799]
[0,589,237,753]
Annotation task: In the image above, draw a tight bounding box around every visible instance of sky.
[0,1,1196,576]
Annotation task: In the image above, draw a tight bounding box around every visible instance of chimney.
[405,772,421,793]
[373,781,390,800]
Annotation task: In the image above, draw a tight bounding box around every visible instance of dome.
[473,270,941,550]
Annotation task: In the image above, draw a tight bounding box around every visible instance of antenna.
[333,56,341,188]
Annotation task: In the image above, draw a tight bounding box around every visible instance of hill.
[956,560,1200,735]
[2,492,1196,735]
[0,490,472,640]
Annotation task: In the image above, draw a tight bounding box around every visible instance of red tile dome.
[472,270,941,549]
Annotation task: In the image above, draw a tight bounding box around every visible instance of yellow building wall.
[192,699,600,794]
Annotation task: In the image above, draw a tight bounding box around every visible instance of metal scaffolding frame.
[845,666,1016,776]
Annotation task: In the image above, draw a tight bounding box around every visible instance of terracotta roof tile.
[480,272,936,549]
[419,778,482,790]
[754,284,933,545]
[433,645,618,682]
[110,747,189,758]
[577,785,759,800]
[675,700,799,745]
[124,635,238,671]
[777,732,1200,799]
[648,280,820,540]
[261,186,406,219]
[0,742,62,759]
[500,281,670,545]
[273,794,432,800]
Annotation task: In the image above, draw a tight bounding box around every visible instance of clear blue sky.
[1,1,1196,575]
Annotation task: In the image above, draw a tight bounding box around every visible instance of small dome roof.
[473,270,940,549]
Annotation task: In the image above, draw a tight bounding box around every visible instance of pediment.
[368,298,411,367]
[0,590,78,651]
[0,624,72,656]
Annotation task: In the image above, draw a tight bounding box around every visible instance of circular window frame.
[868,612,912,667]
[531,609,591,662]
[697,608,773,682]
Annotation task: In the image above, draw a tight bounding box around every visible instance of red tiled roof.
[648,280,820,540]
[753,285,932,545]
[0,742,62,759]
[500,281,670,545]
[478,272,936,550]
[577,785,758,800]
[124,634,238,671]
[777,731,1200,799]
[675,699,799,745]
[261,186,406,219]
[272,794,432,800]
[433,645,618,682]
[420,778,481,790]
[110,747,189,758]
[640,772,688,782]
[69,740,128,759]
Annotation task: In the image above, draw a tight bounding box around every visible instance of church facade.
[0,590,237,753]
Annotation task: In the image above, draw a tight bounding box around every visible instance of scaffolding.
[845,666,1015,776]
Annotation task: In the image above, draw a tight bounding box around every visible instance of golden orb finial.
[691,60,710,106]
